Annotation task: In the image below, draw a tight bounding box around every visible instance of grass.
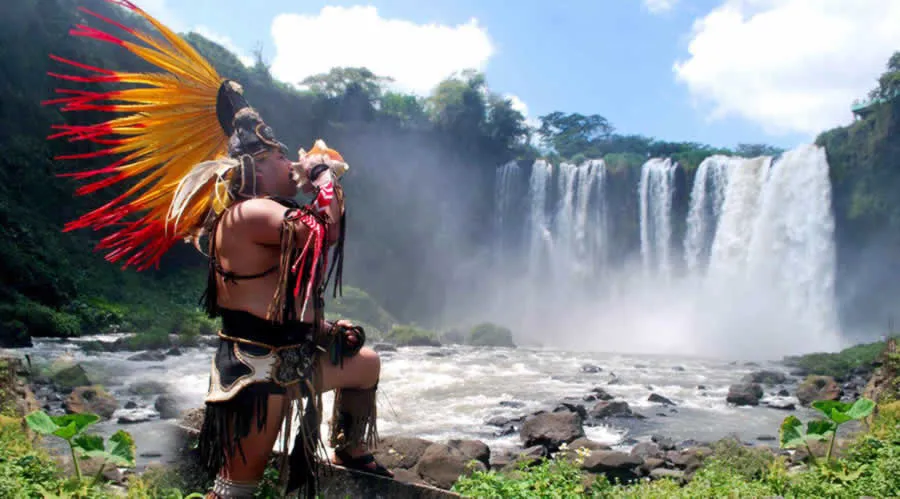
[782,338,893,379]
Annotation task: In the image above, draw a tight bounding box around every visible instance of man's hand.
[334,319,360,348]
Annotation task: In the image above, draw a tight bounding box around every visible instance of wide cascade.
[489,144,841,358]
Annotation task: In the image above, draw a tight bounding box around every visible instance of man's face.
[256,148,298,198]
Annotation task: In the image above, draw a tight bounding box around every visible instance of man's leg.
[317,346,393,476]
[208,394,287,498]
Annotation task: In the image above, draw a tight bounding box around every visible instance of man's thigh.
[317,347,380,392]
[221,393,288,481]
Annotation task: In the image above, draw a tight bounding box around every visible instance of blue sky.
[137,0,900,150]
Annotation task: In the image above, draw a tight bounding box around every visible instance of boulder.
[127,350,166,362]
[651,435,676,451]
[520,412,584,451]
[648,393,675,406]
[741,370,787,385]
[417,443,486,490]
[726,383,763,406]
[447,439,490,468]
[52,364,91,391]
[64,385,118,419]
[766,400,796,411]
[581,364,603,373]
[372,436,434,470]
[589,400,634,419]
[796,376,842,406]
[580,450,643,483]
[630,442,662,459]
[154,394,180,419]
[590,387,614,401]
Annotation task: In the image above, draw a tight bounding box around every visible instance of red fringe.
[74,172,128,195]
[55,148,118,160]
[77,7,138,38]
[48,54,116,75]
[70,25,126,47]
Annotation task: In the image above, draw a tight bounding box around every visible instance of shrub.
[468,323,516,347]
[385,324,440,346]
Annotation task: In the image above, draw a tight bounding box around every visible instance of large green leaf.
[72,434,104,455]
[24,411,59,436]
[107,430,136,467]
[812,400,853,424]
[845,398,876,420]
[779,415,805,448]
[806,419,837,441]
[51,413,100,434]
[52,422,78,441]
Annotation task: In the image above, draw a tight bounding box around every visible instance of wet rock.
[634,364,648,369]
[127,350,166,362]
[553,401,587,420]
[117,414,152,424]
[447,439,490,468]
[589,401,634,419]
[583,394,598,402]
[757,435,776,441]
[180,407,205,432]
[648,393,676,406]
[581,364,603,373]
[485,416,510,427]
[668,451,702,472]
[124,401,138,409]
[766,400,796,411]
[651,435,676,451]
[590,387,614,401]
[520,412,584,451]
[742,370,787,385]
[372,436,433,470]
[64,385,118,419]
[796,376,842,405]
[640,457,665,474]
[697,385,707,390]
[580,450,643,483]
[656,412,668,417]
[568,437,611,452]
[128,381,168,395]
[154,394,180,419]
[630,442,662,459]
[672,366,686,372]
[417,443,486,489]
[52,364,91,391]
[165,347,183,356]
[777,389,790,397]
[500,400,525,409]
[726,383,763,406]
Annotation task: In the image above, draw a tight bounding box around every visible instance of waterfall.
[706,156,771,278]
[494,161,521,258]
[639,158,677,279]
[684,156,732,272]
[483,144,841,357]
[746,145,839,343]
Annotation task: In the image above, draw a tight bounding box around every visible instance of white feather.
[167,158,240,235]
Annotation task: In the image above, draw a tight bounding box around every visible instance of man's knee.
[358,347,381,387]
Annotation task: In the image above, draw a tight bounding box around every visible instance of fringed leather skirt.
[198,308,326,497]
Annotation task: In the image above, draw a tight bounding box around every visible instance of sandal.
[334,449,394,478]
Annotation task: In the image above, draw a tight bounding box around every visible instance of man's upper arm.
[228,198,309,246]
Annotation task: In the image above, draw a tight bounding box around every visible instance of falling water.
[639,158,678,279]
[684,156,732,272]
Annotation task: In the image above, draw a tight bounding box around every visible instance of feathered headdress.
[43,0,291,270]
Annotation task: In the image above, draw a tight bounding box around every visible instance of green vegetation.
[468,323,516,347]
[780,398,875,464]
[453,397,900,498]
[782,338,893,379]
[384,324,441,346]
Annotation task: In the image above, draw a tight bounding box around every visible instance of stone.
[766,400,796,411]
[630,442,662,459]
[589,400,633,419]
[796,376,842,405]
[651,435,676,451]
[373,343,398,352]
[417,443,486,490]
[127,350,166,362]
[520,412,584,451]
[580,450,643,483]
[52,364,91,391]
[447,439,490,468]
[648,393,676,406]
[154,394,180,419]
[581,364,603,373]
[373,436,434,470]
[64,385,118,419]
[726,383,763,406]
[640,457,665,474]
[590,388,614,400]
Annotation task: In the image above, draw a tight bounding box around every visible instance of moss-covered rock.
[468,323,516,347]
[385,325,440,347]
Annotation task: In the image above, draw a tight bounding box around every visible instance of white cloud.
[269,6,494,95]
[644,0,678,14]
[193,25,255,67]
[673,0,900,136]
[506,94,528,116]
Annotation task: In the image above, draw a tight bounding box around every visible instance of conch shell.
[293,139,349,188]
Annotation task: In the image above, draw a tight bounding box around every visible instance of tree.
[484,93,528,157]
[868,51,900,101]
[427,70,488,145]
[300,67,392,99]
[536,112,614,158]
[735,143,784,158]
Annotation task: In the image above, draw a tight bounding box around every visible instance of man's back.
[212,197,318,322]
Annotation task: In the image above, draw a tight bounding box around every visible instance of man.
[43,1,390,497]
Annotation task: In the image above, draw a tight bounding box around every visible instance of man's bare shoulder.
[223,198,297,245]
